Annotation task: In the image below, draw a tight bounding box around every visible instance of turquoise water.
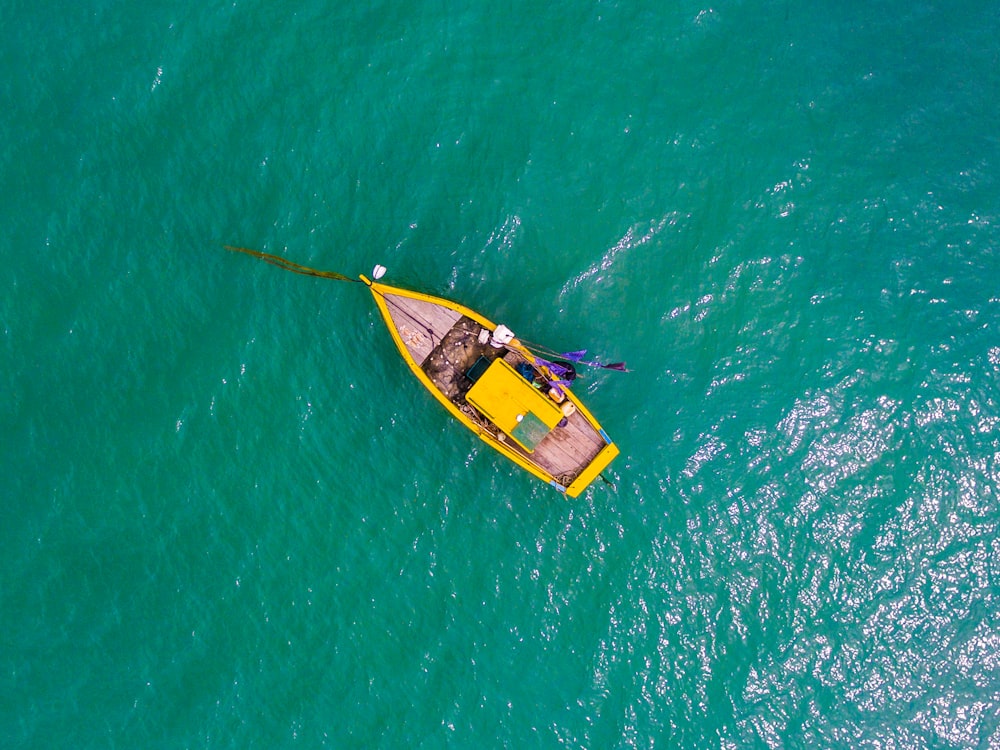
[3,1,999,747]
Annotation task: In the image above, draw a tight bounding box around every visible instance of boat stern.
[565,441,620,498]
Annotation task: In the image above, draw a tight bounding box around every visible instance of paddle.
[224,245,359,282]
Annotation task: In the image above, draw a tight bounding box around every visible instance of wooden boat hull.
[363,276,619,497]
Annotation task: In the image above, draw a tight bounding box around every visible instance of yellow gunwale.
[362,275,617,496]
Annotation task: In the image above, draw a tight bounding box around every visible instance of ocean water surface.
[3,1,999,747]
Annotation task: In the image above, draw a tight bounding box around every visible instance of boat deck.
[381,291,609,486]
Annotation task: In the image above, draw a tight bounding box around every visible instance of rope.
[512,336,563,361]
[224,246,359,283]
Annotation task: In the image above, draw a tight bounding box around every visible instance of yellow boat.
[362,269,619,497]
[225,247,619,496]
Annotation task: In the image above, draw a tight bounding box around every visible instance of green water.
[4,1,999,747]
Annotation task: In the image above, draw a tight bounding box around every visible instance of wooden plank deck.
[533,410,608,483]
[383,293,463,366]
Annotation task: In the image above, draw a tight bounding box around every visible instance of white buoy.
[490,324,515,348]
[372,264,387,280]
